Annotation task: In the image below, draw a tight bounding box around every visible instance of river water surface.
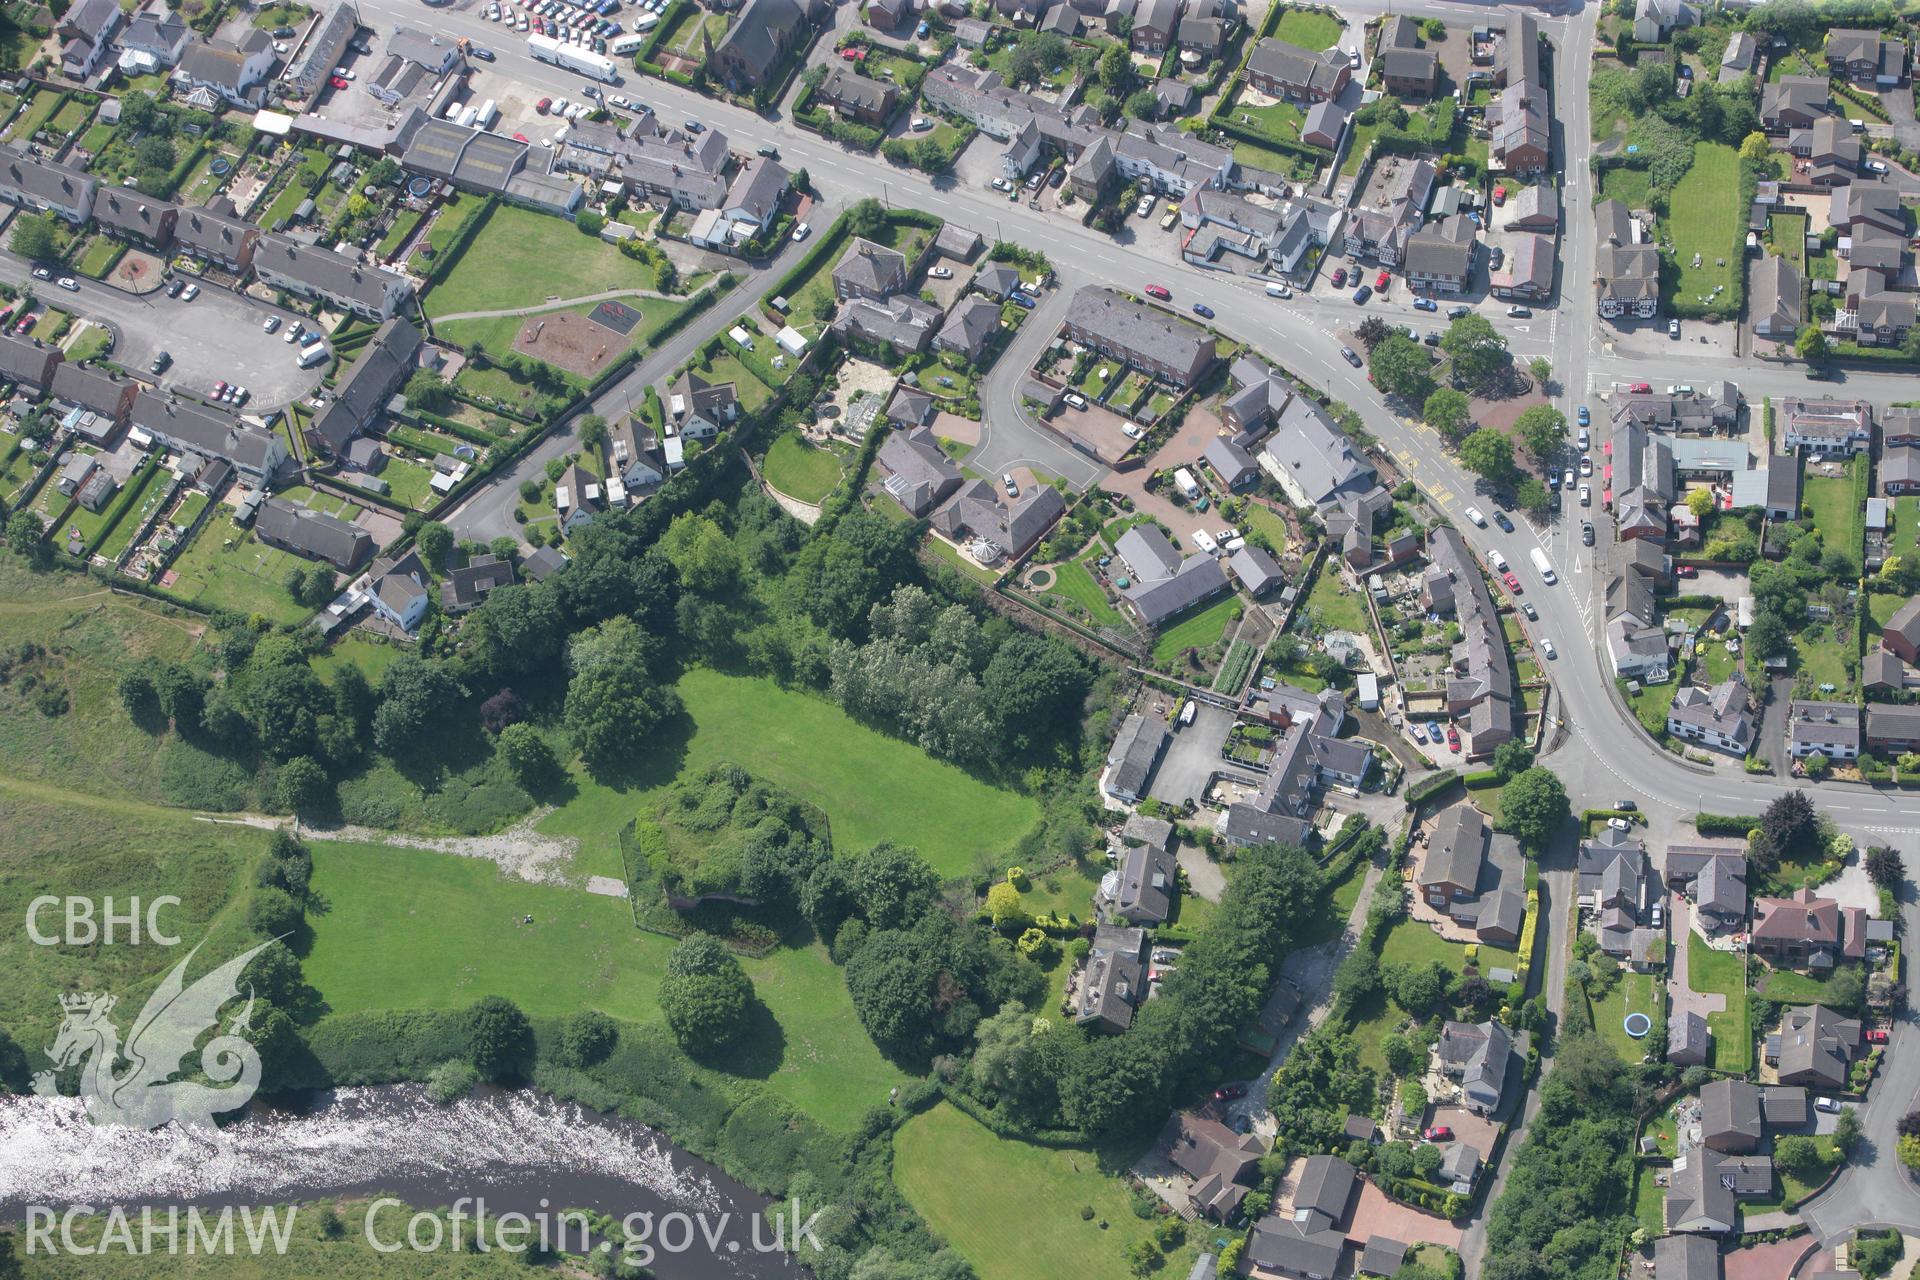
[0,1084,803,1279]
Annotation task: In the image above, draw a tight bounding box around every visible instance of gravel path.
[199,811,582,886]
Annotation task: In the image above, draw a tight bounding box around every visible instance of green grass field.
[537,669,1042,883]
[1271,7,1341,49]
[1302,563,1369,635]
[164,512,320,625]
[1599,165,1652,210]
[425,204,666,317]
[1379,915,1520,976]
[1665,144,1743,314]
[302,839,912,1131]
[761,431,842,503]
[1688,933,1751,1072]
[1804,462,1864,576]
[1241,503,1288,555]
[1592,970,1663,1064]
[1152,593,1240,666]
[894,1104,1199,1280]
[1043,556,1125,627]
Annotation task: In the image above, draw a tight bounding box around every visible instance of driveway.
[1145,702,1243,807]
[1177,840,1226,902]
[1273,1157,1463,1250]
[1666,893,1726,1025]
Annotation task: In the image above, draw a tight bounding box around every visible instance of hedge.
[1514,888,1540,984]
[1695,812,1760,836]
[1405,769,1461,807]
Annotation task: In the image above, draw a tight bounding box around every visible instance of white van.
[1264,282,1292,299]
[1489,549,1508,572]
[296,344,329,368]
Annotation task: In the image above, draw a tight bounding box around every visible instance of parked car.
[1582,521,1595,546]
[1580,457,1592,476]
[1414,297,1437,312]
[1422,1124,1453,1143]
[30,266,50,281]
[1521,601,1537,621]
[1002,472,1018,496]
[1340,346,1362,367]
[990,177,1011,192]
[1542,638,1557,659]
[756,144,778,158]
[330,74,350,89]
[929,266,952,279]
[1868,1028,1891,1045]
[791,221,810,241]
[1374,270,1390,290]
[1668,318,1681,338]
[1675,565,1698,578]
[1191,302,1214,319]
[1445,727,1460,752]
[1212,1084,1247,1102]
[1816,1097,1842,1114]
[149,350,171,374]
[1352,284,1372,304]
[1506,304,1531,318]
[1492,510,1514,532]
[1502,570,1521,593]
[1578,483,1590,506]
[263,316,280,333]
[1330,267,1346,288]
[1144,283,1171,300]
[56,277,76,291]
[1577,405,1590,426]
[1134,193,1155,218]
[180,283,199,301]
[472,46,496,59]
[1465,507,1486,527]
[1447,305,1470,319]
[1628,381,1651,393]
[684,118,704,131]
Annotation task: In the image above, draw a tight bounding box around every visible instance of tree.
[661,512,742,596]
[577,414,608,451]
[1369,333,1434,401]
[1900,1133,1920,1171]
[551,1009,618,1068]
[982,632,1088,738]
[565,616,682,769]
[134,135,175,173]
[1835,1106,1863,1158]
[1687,487,1716,519]
[1423,387,1471,440]
[465,995,534,1081]
[1867,846,1906,887]
[851,842,940,930]
[1491,741,1534,781]
[986,880,1029,929]
[416,521,454,569]
[494,722,556,787]
[0,1024,31,1093]
[1124,88,1160,120]
[1773,1134,1823,1181]
[371,655,458,753]
[660,933,754,1055]
[1747,610,1789,665]
[273,756,329,816]
[1384,959,1449,1012]
[6,509,43,563]
[404,369,453,412]
[1528,356,1552,388]
[1516,476,1551,516]
[246,886,302,939]
[1440,312,1507,387]
[1501,767,1569,851]
[1460,427,1516,484]
[1805,751,1832,781]
[1512,405,1566,458]
[1098,41,1133,91]
[1739,131,1771,164]
[1760,789,1817,859]
[1797,324,1830,363]
[120,90,160,132]
[119,669,159,720]
[10,213,57,263]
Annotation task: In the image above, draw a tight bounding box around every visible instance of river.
[0,1084,804,1278]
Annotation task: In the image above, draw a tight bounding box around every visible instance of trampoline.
[1623,1012,1653,1039]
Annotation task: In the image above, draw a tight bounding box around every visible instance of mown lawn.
[761,431,842,503]
[302,840,911,1131]
[1044,556,1125,627]
[1152,593,1241,666]
[1665,143,1744,314]
[1804,461,1864,576]
[1271,7,1341,49]
[894,1103,1199,1280]
[1689,934,1751,1073]
[536,669,1042,883]
[1302,563,1369,635]
[1592,970,1664,1064]
[164,513,317,625]
[425,203,666,317]
[1241,502,1288,555]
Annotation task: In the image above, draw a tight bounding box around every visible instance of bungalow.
[1099,836,1176,924]
[1157,1112,1264,1221]
[1750,253,1803,340]
[1113,522,1229,629]
[608,418,669,492]
[666,368,740,440]
[1105,712,1168,802]
[441,552,517,614]
[254,497,371,572]
[1300,101,1348,149]
[1700,1079,1809,1154]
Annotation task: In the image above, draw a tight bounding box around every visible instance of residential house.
[1489,79,1550,176]
[252,235,414,320]
[1403,217,1477,294]
[1780,397,1871,454]
[878,426,963,516]
[1113,522,1230,629]
[1419,802,1526,946]
[118,6,190,70]
[719,156,789,237]
[1202,436,1260,490]
[1493,11,1540,90]
[935,295,1001,361]
[51,363,137,428]
[1157,1112,1264,1221]
[1437,1019,1514,1115]
[868,0,910,28]
[1752,886,1859,969]
[1700,1080,1810,1154]
[1666,674,1754,756]
[1488,232,1555,301]
[1835,267,1915,348]
[1832,181,1905,237]
[58,0,122,79]
[1867,703,1920,754]
[1229,544,1284,595]
[1766,1004,1861,1090]
[1346,156,1434,266]
[665,368,739,440]
[1300,100,1348,149]
[441,553,516,614]
[554,462,603,534]
[1718,31,1758,84]
[1665,1148,1773,1234]
[815,65,899,125]
[0,145,97,224]
[1594,199,1659,319]
[833,238,909,301]
[1750,253,1803,340]
[1789,117,1861,187]
[366,551,431,632]
[1105,712,1168,802]
[709,0,822,94]
[1828,29,1906,86]
[1076,923,1148,1032]
[1866,648,1912,698]
[1664,842,1749,933]
[885,385,935,428]
[1577,825,1661,965]
[176,31,276,108]
[832,293,942,354]
[173,198,261,272]
[1063,286,1217,387]
[1633,0,1697,43]
[1376,16,1437,97]
[608,418,669,493]
[254,497,371,571]
[929,478,1065,562]
[1669,1010,1711,1067]
[309,317,422,458]
[1130,0,1181,53]
[1100,835,1176,924]
[0,335,62,392]
[1760,76,1830,133]
[1244,39,1350,102]
[1786,699,1863,760]
[1423,525,1518,756]
[132,392,287,480]
[1244,1155,1356,1280]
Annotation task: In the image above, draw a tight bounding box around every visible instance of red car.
[840,46,866,60]
[1628,381,1651,393]
[1213,1083,1247,1102]
[212,380,228,398]
[1144,283,1171,300]
[1331,267,1347,287]
[535,97,552,114]
[1445,726,1461,753]
[1423,1126,1453,1142]
[1868,1028,1891,1045]
[1375,270,1390,290]
[329,74,349,89]
[1675,565,1697,578]
[1492,184,1507,205]
[1502,570,1522,593]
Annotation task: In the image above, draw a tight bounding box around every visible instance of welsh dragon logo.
[32,940,275,1130]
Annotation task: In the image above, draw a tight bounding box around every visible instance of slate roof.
[879,426,962,516]
[255,496,369,569]
[311,316,421,456]
[1115,523,1230,627]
